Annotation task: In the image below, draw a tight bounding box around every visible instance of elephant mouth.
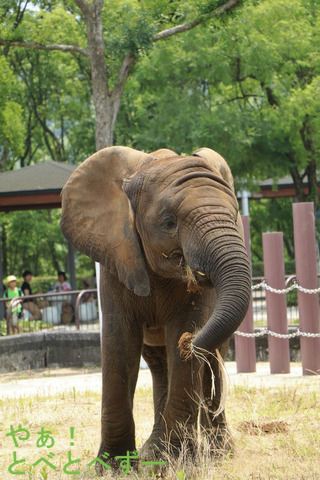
[161,250,212,291]
[185,267,213,292]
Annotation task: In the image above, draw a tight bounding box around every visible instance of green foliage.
[9,47,95,165]
[120,0,319,177]
[2,210,63,275]
[1,0,319,270]
[116,0,320,260]
[0,209,95,279]
[0,318,54,336]
[286,289,298,308]
[251,260,296,279]
[248,198,295,263]
[0,57,25,160]
[1,1,94,168]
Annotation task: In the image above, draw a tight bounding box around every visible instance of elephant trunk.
[184,227,251,353]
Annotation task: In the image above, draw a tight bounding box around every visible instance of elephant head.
[61,146,251,352]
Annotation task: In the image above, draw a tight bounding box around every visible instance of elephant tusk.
[196,270,206,276]
[161,252,168,258]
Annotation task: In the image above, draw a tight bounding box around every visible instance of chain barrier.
[241,280,320,339]
[252,279,320,295]
[235,328,320,339]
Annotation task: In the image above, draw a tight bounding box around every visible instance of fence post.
[234,216,256,372]
[263,232,291,373]
[292,202,320,375]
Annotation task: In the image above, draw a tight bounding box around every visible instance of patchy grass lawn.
[0,371,319,479]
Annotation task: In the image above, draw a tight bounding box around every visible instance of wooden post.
[263,232,290,373]
[292,203,320,375]
[235,216,256,372]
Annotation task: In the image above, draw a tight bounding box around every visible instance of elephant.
[60,146,251,471]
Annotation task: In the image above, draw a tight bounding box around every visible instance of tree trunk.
[75,0,136,150]
[47,211,61,272]
[3,0,242,152]
[79,0,134,150]
[1,221,8,276]
[85,2,112,149]
[300,117,319,212]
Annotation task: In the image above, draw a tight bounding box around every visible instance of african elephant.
[60,146,251,470]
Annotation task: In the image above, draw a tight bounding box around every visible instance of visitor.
[21,270,42,320]
[53,271,71,292]
[53,272,73,324]
[79,278,97,323]
[82,278,94,303]
[3,275,23,334]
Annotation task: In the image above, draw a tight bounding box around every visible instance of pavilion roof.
[0,161,76,212]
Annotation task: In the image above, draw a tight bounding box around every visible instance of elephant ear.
[150,148,178,160]
[193,147,234,191]
[60,146,155,296]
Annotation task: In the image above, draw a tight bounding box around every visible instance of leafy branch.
[0,0,241,57]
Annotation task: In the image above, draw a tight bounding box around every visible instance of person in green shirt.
[4,275,24,334]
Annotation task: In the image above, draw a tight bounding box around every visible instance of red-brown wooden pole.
[235,216,256,372]
[263,232,291,373]
[292,202,320,375]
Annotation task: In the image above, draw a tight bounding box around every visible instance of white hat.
[6,275,17,284]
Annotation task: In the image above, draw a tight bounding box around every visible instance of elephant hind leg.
[140,344,168,460]
[199,341,234,456]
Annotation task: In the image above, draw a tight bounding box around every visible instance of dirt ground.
[1,362,319,480]
[0,361,317,399]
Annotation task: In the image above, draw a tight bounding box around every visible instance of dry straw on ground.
[1,368,319,480]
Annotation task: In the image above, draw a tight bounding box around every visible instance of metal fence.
[251,275,302,328]
[1,275,319,336]
[0,289,99,335]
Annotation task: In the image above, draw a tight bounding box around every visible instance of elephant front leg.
[139,344,168,461]
[161,328,203,458]
[199,340,234,456]
[97,327,142,472]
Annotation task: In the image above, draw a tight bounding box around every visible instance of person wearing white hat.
[3,275,23,334]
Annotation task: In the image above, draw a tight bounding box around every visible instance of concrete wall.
[0,328,301,373]
[0,331,101,373]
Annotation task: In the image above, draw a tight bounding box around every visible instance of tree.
[9,47,95,166]
[121,0,319,210]
[1,0,242,153]
[207,0,320,210]
[1,209,63,275]
[114,0,319,263]
[0,56,25,169]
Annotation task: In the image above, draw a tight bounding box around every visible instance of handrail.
[4,291,82,335]
[1,289,98,335]
[1,290,83,303]
[74,289,97,329]
[285,275,297,287]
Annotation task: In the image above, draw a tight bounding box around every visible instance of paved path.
[0,362,317,399]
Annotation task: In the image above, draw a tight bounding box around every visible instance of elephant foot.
[140,433,164,462]
[203,424,235,458]
[138,436,167,476]
[95,444,139,476]
[139,433,197,476]
[140,431,194,458]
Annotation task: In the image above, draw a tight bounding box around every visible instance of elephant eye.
[165,220,176,229]
[161,215,177,230]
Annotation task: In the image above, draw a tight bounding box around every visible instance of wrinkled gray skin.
[60,146,251,472]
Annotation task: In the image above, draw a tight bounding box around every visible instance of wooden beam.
[259,185,320,199]
[0,192,62,212]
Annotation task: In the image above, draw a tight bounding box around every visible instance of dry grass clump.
[238,419,289,434]
[1,370,319,479]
